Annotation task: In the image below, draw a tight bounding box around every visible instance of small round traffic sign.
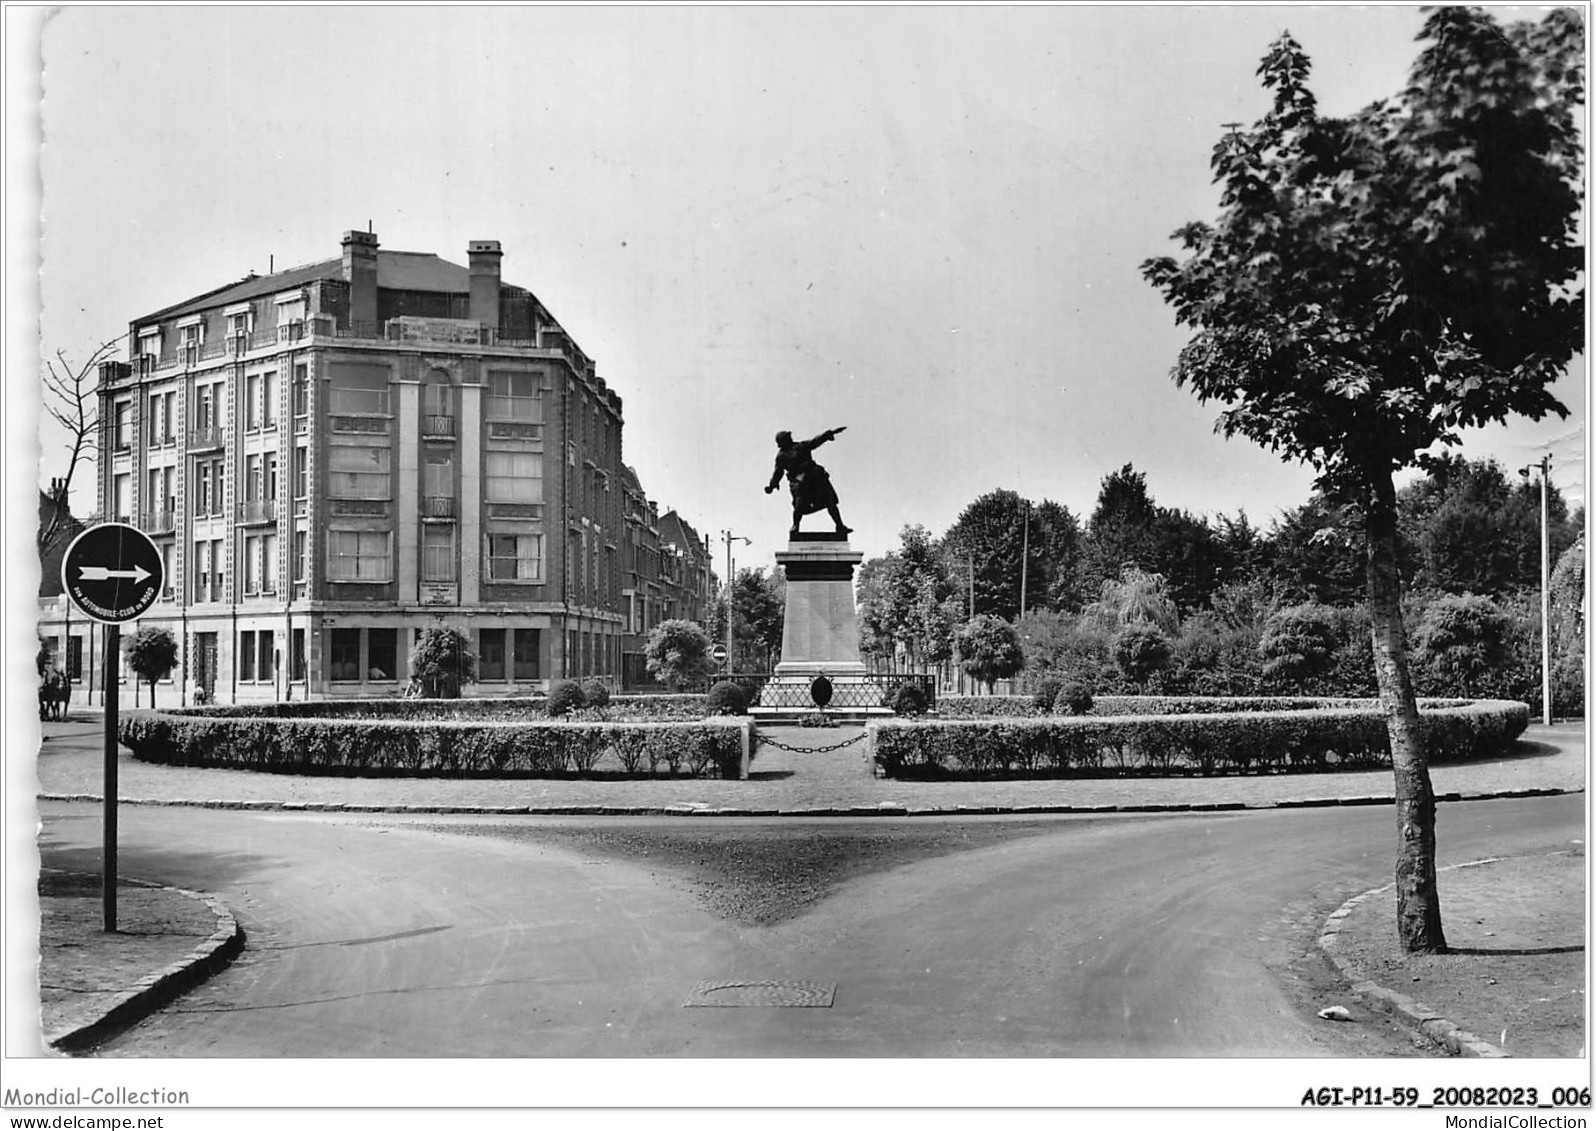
[711,644,728,664]
[61,523,165,624]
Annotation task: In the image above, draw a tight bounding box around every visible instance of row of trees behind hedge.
[859,460,1584,715]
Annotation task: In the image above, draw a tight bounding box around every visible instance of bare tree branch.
[38,334,124,559]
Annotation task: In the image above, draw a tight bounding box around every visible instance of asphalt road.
[36,793,1584,1058]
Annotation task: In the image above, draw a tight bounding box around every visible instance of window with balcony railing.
[421,495,456,519]
[421,414,456,437]
[238,499,277,524]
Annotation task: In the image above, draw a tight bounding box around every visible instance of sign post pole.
[103,623,119,932]
[60,522,164,936]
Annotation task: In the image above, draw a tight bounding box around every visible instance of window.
[239,631,257,681]
[265,452,279,501]
[210,539,224,595]
[488,532,542,582]
[113,401,132,450]
[245,454,262,502]
[243,534,261,593]
[486,371,541,421]
[485,451,542,504]
[147,391,173,445]
[160,543,174,598]
[261,533,278,594]
[479,628,506,681]
[293,529,307,581]
[513,629,540,682]
[327,444,390,498]
[67,636,83,682]
[424,453,453,499]
[423,378,452,419]
[227,308,252,340]
[330,629,361,681]
[328,387,387,415]
[257,630,275,682]
[207,458,226,515]
[292,365,309,417]
[367,629,396,681]
[246,373,262,430]
[194,385,213,434]
[194,463,212,517]
[327,529,391,581]
[113,474,131,522]
[290,628,305,681]
[422,524,455,582]
[293,446,308,498]
[194,540,211,600]
[262,370,277,427]
[138,328,161,359]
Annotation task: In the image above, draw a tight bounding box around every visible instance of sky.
[12,4,1586,579]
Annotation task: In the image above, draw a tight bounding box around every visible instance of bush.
[644,619,716,690]
[546,680,586,717]
[121,710,749,779]
[1057,681,1094,716]
[706,680,750,716]
[409,625,476,698]
[872,698,1528,779]
[1032,677,1064,714]
[1114,624,1171,687]
[888,682,930,716]
[580,680,612,709]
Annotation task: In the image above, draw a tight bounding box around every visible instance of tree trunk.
[1365,474,1446,953]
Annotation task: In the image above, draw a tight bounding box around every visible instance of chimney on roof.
[468,240,502,333]
[341,229,379,328]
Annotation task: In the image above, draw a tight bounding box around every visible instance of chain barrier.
[754,731,870,755]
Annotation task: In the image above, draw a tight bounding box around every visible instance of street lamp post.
[1519,456,1553,726]
[721,530,751,674]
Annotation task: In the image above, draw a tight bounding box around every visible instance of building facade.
[39,230,710,704]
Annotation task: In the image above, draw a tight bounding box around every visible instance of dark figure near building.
[766,427,851,538]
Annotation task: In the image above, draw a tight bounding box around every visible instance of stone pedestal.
[754,532,885,716]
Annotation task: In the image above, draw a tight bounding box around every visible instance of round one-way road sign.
[61,523,165,624]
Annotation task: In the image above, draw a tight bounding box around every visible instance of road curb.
[1316,860,1515,1059]
[37,785,1582,819]
[46,880,244,1055]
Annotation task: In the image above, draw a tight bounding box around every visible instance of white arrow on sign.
[78,564,152,584]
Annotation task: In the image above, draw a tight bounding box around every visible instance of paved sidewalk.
[28,717,1586,1056]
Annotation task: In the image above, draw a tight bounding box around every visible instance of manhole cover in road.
[683,980,836,1008]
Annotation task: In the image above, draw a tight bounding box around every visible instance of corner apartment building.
[40,229,698,704]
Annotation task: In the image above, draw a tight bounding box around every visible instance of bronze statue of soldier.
[765,426,851,539]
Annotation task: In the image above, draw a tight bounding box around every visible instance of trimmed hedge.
[160,694,711,722]
[120,711,747,779]
[873,699,1529,778]
[933,694,1475,719]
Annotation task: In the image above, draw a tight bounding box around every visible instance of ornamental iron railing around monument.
[707,672,936,711]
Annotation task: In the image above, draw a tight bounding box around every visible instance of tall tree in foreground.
[1141,7,1583,952]
[39,337,121,560]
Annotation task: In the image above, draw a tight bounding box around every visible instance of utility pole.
[1019,500,1030,618]
[721,530,750,673]
[1520,456,1553,726]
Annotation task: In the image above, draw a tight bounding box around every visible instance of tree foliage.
[858,525,959,671]
[1113,623,1172,688]
[1141,7,1583,954]
[942,491,1079,620]
[125,626,179,708]
[644,619,716,691]
[955,614,1026,693]
[409,624,476,698]
[1258,603,1338,689]
[1411,594,1511,698]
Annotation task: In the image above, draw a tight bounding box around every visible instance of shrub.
[1114,624,1171,687]
[1031,677,1064,714]
[956,615,1026,692]
[125,626,179,708]
[1057,681,1094,716]
[409,625,476,698]
[546,680,586,717]
[644,619,716,690]
[580,680,612,708]
[871,698,1528,779]
[1258,603,1339,689]
[888,682,930,716]
[122,711,748,779]
[1412,594,1511,699]
[706,680,750,716]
